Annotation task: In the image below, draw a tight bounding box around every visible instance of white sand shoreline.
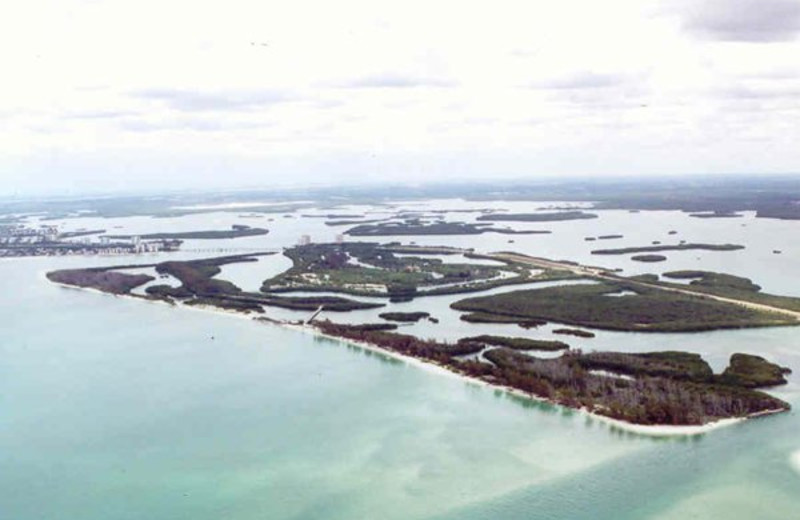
[51,280,781,437]
[287,324,759,437]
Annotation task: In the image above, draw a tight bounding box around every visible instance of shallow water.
[4,200,800,519]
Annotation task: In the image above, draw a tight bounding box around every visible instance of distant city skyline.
[2,0,800,195]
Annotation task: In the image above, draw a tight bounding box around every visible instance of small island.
[689,211,743,218]
[591,243,745,255]
[476,211,598,222]
[631,254,667,262]
[345,221,550,236]
[553,328,596,338]
[379,311,431,323]
[105,225,269,240]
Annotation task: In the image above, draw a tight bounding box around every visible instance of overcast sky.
[2,0,799,196]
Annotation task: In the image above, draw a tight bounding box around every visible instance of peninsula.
[46,242,797,429]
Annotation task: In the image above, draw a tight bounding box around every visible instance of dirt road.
[490,252,800,322]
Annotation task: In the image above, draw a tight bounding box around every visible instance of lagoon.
[2,201,800,519]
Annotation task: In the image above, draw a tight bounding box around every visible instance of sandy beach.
[282,320,757,437]
[50,280,780,438]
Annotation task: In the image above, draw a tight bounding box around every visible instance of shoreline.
[50,280,782,437]
[289,322,764,437]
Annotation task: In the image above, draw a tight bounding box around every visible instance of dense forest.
[452,280,797,332]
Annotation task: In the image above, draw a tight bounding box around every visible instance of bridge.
[306,305,326,325]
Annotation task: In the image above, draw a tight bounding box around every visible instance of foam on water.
[790,450,800,476]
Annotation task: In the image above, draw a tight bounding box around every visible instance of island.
[345,221,550,236]
[476,211,598,222]
[47,243,798,429]
[48,268,155,294]
[259,242,576,299]
[47,253,383,313]
[326,218,387,227]
[591,243,745,255]
[104,224,268,240]
[450,279,799,332]
[379,312,431,322]
[553,328,596,338]
[313,321,790,426]
[689,211,743,218]
[631,254,667,262]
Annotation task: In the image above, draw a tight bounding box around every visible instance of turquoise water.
[3,204,800,519]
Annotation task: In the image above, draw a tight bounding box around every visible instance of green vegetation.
[631,254,667,262]
[459,335,569,351]
[585,234,624,241]
[552,328,596,338]
[689,211,743,218]
[49,252,381,314]
[261,242,550,298]
[345,221,549,236]
[381,245,466,255]
[459,312,547,328]
[326,218,386,227]
[315,321,791,426]
[333,323,399,332]
[479,348,788,425]
[152,254,382,311]
[659,270,800,313]
[661,270,760,291]
[576,351,714,381]
[379,312,431,322]
[452,281,797,332]
[592,243,745,255]
[316,321,482,361]
[476,211,598,222]
[155,259,244,295]
[228,294,383,312]
[9,175,800,222]
[720,353,791,388]
[106,225,268,240]
[47,269,153,295]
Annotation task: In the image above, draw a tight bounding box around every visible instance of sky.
[1,0,799,196]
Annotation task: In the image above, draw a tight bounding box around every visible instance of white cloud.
[0,0,798,195]
[673,0,800,42]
